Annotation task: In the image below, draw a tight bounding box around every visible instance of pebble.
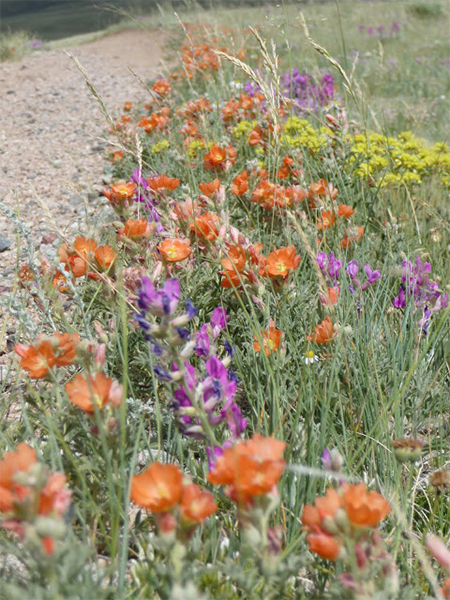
[0,235,11,252]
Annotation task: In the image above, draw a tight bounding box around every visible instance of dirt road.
[0,29,166,295]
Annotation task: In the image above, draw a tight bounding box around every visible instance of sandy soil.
[0,29,166,295]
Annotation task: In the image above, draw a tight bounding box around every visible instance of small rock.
[41,233,57,245]
[6,89,15,94]
[0,235,11,253]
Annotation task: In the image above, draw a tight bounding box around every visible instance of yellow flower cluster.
[151,140,170,155]
[187,139,206,158]
[281,116,328,153]
[349,131,450,187]
[232,120,257,140]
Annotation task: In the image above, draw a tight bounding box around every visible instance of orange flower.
[231,171,249,196]
[38,473,68,515]
[207,434,286,504]
[262,246,301,279]
[190,212,220,241]
[179,484,218,524]
[307,316,335,344]
[204,143,226,170]
[199,179,220,197]
[251,180,275,206]
[15,340,56,379]
[343,483,390,527]
[54,332,79,366]
[112,151,124,161]
[102,182,136,208]
[65,372,113,413]
[338,203,355,218]
[152,79,171,95]
[130,462,183,512]
[253,327,282,355]
[147,175,180,193]
[0,443,37,512]
[320,287,340,306]
[94,245,117,272]
[158,238,192,262]
[317,210,336,230]
[341,226,365,248]
[442,578,450,599]
[58,239,92,278]
[306,533,341,560]
[249,128,263,146]
[221,245,246,273]
[117,219,151,240]
[52,269,69,292]
[123,102,132,111]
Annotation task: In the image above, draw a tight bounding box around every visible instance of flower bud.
[35,516,66,540]
[392,437,424,463]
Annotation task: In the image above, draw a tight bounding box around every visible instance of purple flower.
[364,264,381,284]
[221,403,247,437]
[317,253,327,270]
[358,25,365,31]
[185,299,198,319]
[131,169,149,189]
[367,27,373,35]
[195,324,211,357]
[210,307,228,338]
[203,357,237,412]
[138,277,180,316]
[393,287,406,308]
[317,253,343,283]
[346,260,359,280]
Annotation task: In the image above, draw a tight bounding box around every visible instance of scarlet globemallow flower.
[338,203,355,218]
[130,462,183,512]
[152,79,171,96]
[341,226,365,248]
[0,443,37,511]
[261,246,301,279]
[307,533,341,560]
[320,287,340,306]
[117,219,151,240]
[204,143,226,170]
[343,483,390,527]
[231,171,249,196]
[94,245,117,272]
[147,175,180,193]
[65,372,120,413]
[207,434,286,505]
[102,182,137,208]
[179,484,218,524]
[199,179,220,197]
[190,212,220,241]
[317,210,336,230]
[221,245,246,273]
[54,332,80,366]
[307,316,335,344]
[442,578,450,599]
[253,327,282,355]
[15,340,56,379]
[158,238,192,262]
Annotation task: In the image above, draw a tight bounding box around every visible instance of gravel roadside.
[0,28,166,358]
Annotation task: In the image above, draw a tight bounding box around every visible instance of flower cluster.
[280,69,335,113]
[0,443,72,556]
[135,277,246,443]
[130,461,217,540]
[302,483,396,595]
[393,256,448,334]
[15,332,122,415]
